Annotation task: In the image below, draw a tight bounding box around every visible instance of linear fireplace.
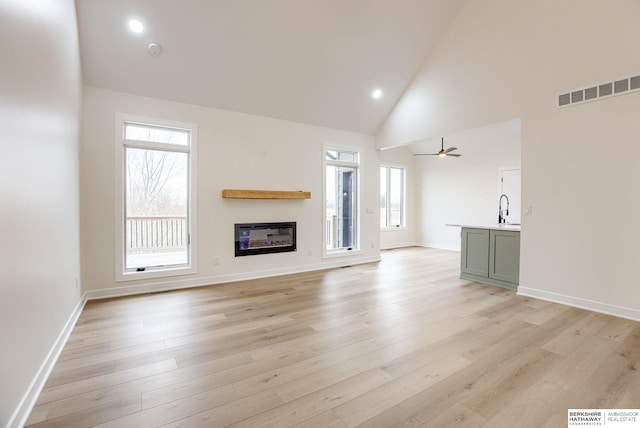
[234,222,296,257]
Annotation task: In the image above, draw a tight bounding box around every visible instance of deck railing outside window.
[126,216,187,253]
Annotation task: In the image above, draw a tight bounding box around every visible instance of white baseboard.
[380,241,417,250]
[8,294,88,428]
[86,255,381,301]
[517,286,640,323]
[417,242,461,252]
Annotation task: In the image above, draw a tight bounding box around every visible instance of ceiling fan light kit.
[415,137,462,157]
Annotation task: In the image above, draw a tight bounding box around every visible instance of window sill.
[116,265,197,282]
[381,227,408,232]
[324,248,362,259]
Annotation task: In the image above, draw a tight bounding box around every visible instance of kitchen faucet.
[498,194,510,224]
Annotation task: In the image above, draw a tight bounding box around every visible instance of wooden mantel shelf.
[221,189,311,200]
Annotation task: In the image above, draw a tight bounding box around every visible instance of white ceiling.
[406,119,522,156]
[75,0,466,135]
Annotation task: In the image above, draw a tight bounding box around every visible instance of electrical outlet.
[213,256,220,265]
[524,206,533,216]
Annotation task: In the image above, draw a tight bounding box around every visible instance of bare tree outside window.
[126,148,186,216]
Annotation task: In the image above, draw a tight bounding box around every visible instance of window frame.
[323,145,361,257]
[114,113,198,281]
[380,163,407,230]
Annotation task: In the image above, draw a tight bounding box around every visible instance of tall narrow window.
[325,148,359,252]
[115,115,197,280]
[380,165,405,228]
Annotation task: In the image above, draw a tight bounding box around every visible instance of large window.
[325,148,359,253]
[115,114,197,280]
[380,165,405,228]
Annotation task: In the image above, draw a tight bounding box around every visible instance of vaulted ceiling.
[75,0,466,135]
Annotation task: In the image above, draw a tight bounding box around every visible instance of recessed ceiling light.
[128,19,144,34]
[372,88,383,99]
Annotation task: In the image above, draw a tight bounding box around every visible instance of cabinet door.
[489,230,520,284]
[461,228,489,277]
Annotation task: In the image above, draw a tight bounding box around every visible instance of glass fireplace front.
[234,222,296,257]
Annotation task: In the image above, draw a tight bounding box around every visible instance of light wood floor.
[27,247,640,427]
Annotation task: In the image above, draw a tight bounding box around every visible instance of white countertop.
[446,223,521,231]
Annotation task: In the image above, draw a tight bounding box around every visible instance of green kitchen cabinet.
[460,227,520,290]
[461,228,489,277]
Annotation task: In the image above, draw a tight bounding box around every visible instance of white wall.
[81,87,381,296]
[0,1,82,426]
[412,121,521,250]
[376,0,640,319]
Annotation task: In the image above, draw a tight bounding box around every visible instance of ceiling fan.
[414,137,461,157]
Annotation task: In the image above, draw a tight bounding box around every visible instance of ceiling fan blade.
[414,138,462,157]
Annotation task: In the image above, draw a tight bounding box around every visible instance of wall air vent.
[558,73,640,108]
[599,83,613,97]
[584,86,597,101]
[571,90,583,103]
[558,93,570,107]
[614,79,629,94]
